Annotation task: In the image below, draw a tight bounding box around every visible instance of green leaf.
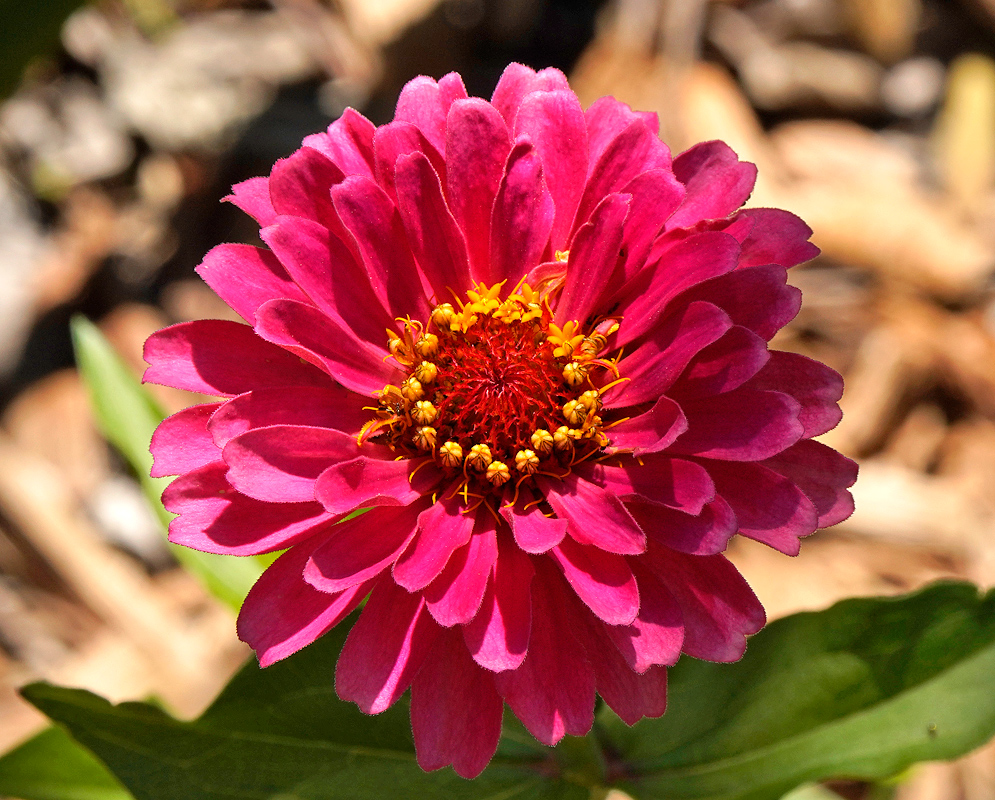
[70,315,263,608]
[0,725,133,800]
[23,614,587,800]
[599,581,995,800]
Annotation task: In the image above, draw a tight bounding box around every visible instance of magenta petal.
[731,208,819,269]
[372,120,446,203]
[254,298,399,396]
[395,73,468,155]
[150,403,221,478]
[445,99,512,281]
[608,301,733,408]
[613,169,685,286]
[164,462,331,555]
[745,351,843,437]
[394,152,471,303]
[208,386,370,448]
[580,457,715,516]
[669,141,757,229]
[500,491,567,553]
[424,514,498,626]
[584,96,651,169]
[304,504,422,593]
[269,146,344,223]
[554,193,629,326]
[487,138,555,286]
[628,497,738,556]
[606,564,684,671]
[222,424,364,503]
[392,496,476,591]
[549,537,639,625]
[671,325,771,400]
[313,455,441,515]
[514,89,589,250]
[143,320,327,397]
[606,396,688,456]
[539,473,646,555]
[335,579,439,714]
[195,243,310,325]
[331,175,430,321]
[645,545,765,662]
[411,627,503,779]
[224,177,276,226]
[494,562,595,744]
[301,108,376,180]
[463,534,534,671]
[237,542,372,668]
[708,460,818,555]
[491,63,570,126]
[261,216,393,347]
[670,388,804,461]
[762,440,857,527]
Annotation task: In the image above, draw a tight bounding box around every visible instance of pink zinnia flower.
[145,64,856,778]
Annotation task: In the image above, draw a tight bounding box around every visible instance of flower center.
[361,281,622,492]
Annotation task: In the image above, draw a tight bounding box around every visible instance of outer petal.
[335,579,439,714]
[301,108,376,180]
[499,490,567,553]
[668,141,757,229]
[762,440,857,527]
[548,537,639,625]
[670,325,771,400]
[628,497,738,556]
[491,63,570,127]
[150,403,222,478]
[268,146,344,223]
[394,72,468,155]
[538,472,646,555]
[143,320,327,397]
[605,564,684,672]
[224,177,276,226]
[424,514,498,627]
[313,455,441,515]
[745,351,843,437]
[237,542,373,668]
[581,457,715,516]
[372,121,446,203]
[729,208,819,269]
[411,627,503,779]
[613,169,685,287]
[392,495,476,591]
[605,396,687,456]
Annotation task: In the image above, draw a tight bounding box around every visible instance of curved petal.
[372,120,446,204]
[605,396,688,456]
[628,497,738,556]
[424,513,498,626]
[669,140,757,229]
[580,457,715,516]
[745,351,843,437]
[762,440,857,527]
[395,72,468,155]
[150,403,222,478]
[491,63,570,127]
[269,146,344,223]
[499,489,567,553]
[392,495,476,591]
[538,472,646,555]
[224,177,275,226]
[728,208,819,269]
[605,564,684,672]
[314,455,441,515]
[670,325,771,400]
[549,537,639,625]
[301,108,376,180]
[613,169,685,287]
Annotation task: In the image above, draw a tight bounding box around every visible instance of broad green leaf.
[0,725,132,800]
[599,581,995,800]
[23,614,587,800]
[70,315,263,608]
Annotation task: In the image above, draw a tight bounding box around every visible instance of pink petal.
[605,396,688,455]
[224,176,276,226]
[254,297,400,396]
[143,320,327,397]
[424,514,498,626]
[491,64,570,127]
[394,152,471,304]
[392,496,476,591]
[607,301,733,408]
[514,89,589,250]
[539,472,646,555]
[554,193,629,326]
[304,503,423,593]
[445,98,512,282]
[487,138,554,286]
[150,403,222,478]
[584,95,651,167]
[762,440,857,527]
[493,562,595,745]
[499,490,567,553]
[195,243,310,325]
[208,386,370,447]
[237,541,373,667]
[301,108,376,180]
[613,169,686,287]
[580,457,715,516]
[729,208,819,269]
[222,424,366,503]
[395,73,468,155]
[411,627,503,779]
[627,497,738,556]
[269,146,344,223]
[163,462,332,555]
[745,351,843,437]
[668,140,757,229]
[372,120,446,204]
[336,579,440,714]
[463,534,534,671]
[605,564,684,672]
[671,325,771,400]
[549,537,639,625]
[708,460,818,555]
[331,175,430,321]
[669,388,804,461]
[313,455,441,515]
[644,544,765,662]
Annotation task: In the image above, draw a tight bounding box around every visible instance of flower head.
[145,63,856,778]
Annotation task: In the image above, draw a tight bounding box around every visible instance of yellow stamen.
[413,361,438,384]
[486,460,511,486]
[411,401,437,425]
[412,426,437,450]
[439,441,463,468]
[401,377,424,401]
[531,429,554,456]
[466,443,493,471]
[431,303,457,329]
[515,449,540,475]
[563,361,587,387]
[563,399,587,426]
[553,426,574,451]
[415,333,439,358]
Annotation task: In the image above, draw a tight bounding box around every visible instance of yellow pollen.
[486,460,511,486]
[413,426,437,450]
[439,441,463,468]
[553,426,574,451]
[547,321,585,359]
[466,443,493,471]
[578,333,608,360]
[431,303,456,328]
[531,429,554,456]
[414,361,438,384]
[411,400,437,425]
[401,377,424,402]
[563,361,587,387]
[578,389,602,412]
[515,449,540,475]
[415,333,439,357]
[555,249,570,263]
[563,399,587,426]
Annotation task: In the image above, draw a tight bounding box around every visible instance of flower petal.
[745,351,843,437]
[613,169,685,286]
[628,497,738,556]
[539,472,646,555]
[392,495,476,591]
[424,514,498,626]
[313,455,441,515]
[269,146,344,223]
[143,320,327,397]
[729,208,819,269]
[335,579,440,714]
[762,440,857,527]
[605,564,684,672]
[150,403,221,478]
[395,72,468,155]
[499,490,568,553]
[549,537,639,625]
[224,176,275,226]
[668,140,757,229]
[301,108,376,180]
[605,396,688,456]
[671,325,771,400]
[581,457,715,515]
[372,120,446,204]
[237,542,372,668]
[491,63,570,127]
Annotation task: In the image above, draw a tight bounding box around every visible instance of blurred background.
[0,0,994,797]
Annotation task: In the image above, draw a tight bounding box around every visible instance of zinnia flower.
[145,63,856,778]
